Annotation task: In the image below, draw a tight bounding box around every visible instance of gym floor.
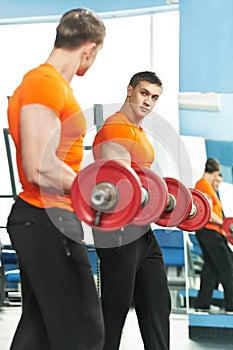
[1,305,232,350]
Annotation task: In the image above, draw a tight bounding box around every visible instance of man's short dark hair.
[204,157,220,173]
[55,8,105,49]
[129,71,162,88]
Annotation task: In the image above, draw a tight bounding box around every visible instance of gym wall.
[179,0,233,184]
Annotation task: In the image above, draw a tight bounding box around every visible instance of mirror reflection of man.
[212,173,224,217]
[194,158,233,314]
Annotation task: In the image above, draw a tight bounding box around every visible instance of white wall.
[219,182,233,217]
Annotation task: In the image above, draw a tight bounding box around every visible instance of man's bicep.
[20,104,60,181]
[100,142,131,166]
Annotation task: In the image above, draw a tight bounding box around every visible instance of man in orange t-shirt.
[92,71,171,350]
[194,158,233,313]
[7,9,105,350]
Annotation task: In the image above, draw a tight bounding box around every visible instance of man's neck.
[119,104,143,127]
[203,172,213,183]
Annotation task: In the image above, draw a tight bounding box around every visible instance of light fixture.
[166,0,179,4]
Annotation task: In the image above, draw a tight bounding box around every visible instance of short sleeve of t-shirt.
[20,67,66,116]
[195,178,215,198]
[195,177,224,234]
[93,113,154,168]
[94,121,135,150]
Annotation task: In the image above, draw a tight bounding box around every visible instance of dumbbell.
[177,188,211,231]
[156,177,193,227]
[155,178,211,231]
[71,159,143,231]
[71,160,211,231]
[127,170,209,231]
[130,173,210,230]
[71,160,169,231]
[222,217,233,245]
[130,167,168,225]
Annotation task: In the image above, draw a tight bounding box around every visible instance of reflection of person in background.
[194,158,233,313]
[213,174,233,247]
[212,173,223,199]
[211,173,224,290]
[92,71,171,350]
[212,173,225,217]
[212,173,223,192]
[7,9,105,349]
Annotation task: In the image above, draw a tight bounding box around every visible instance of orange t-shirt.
[7,63,86,211]
[195,177,224,235]
[92,112,155,168]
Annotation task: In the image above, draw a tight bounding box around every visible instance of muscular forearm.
[32,157,77,195]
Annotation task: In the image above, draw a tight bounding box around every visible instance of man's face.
[212,174,222,191]
[127,81,162,119]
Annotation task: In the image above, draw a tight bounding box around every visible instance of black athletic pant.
[195,228,233,311]
[7,197,104,350]
[96,228,171,350]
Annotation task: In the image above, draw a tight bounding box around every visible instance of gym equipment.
[72,161,211,232]
[134,174,211,230]
[71,159,142,231]
[131,167,168,226]
[156,177,193,227]
[222,217,233,245]
[178,189,211,231]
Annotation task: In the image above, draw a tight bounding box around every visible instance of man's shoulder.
[105,112,127,124]
[195,178,213,195]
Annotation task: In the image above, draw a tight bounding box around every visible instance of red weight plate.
[178,188,211,231]
[156,177,193,227]
[71,159,142,231]
[131,168,168,225]
[222,217,233,245]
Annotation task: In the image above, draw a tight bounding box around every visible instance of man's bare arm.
[97,141,131,167]
[20,104,76,194]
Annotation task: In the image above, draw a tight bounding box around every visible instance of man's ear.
[84,42,97,58]
[127,85,133,97]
